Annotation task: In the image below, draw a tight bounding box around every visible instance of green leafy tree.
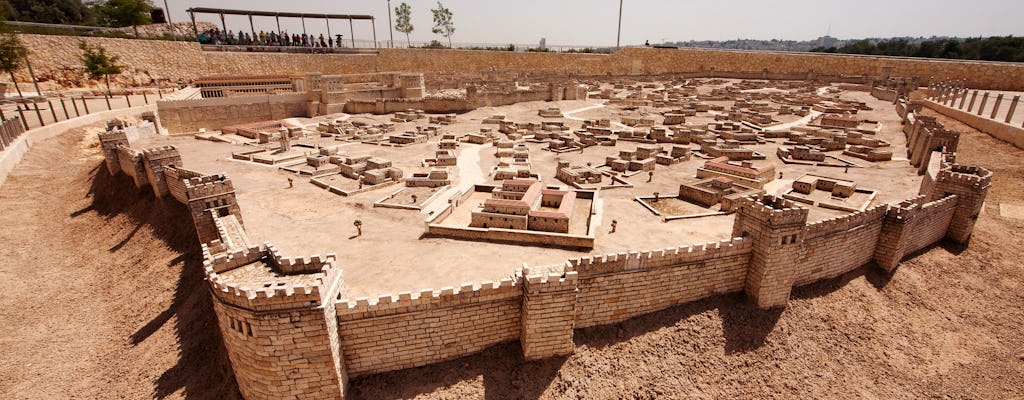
[0,0,96,25]
[90,0,151,37]
[430,1,454,48]
[0,21,26,98]
[394,2,413,47]
[79,40,121,96]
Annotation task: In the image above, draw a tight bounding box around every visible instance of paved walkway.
[420,143,486,216]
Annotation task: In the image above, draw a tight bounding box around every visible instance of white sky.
[165,0,1024,46]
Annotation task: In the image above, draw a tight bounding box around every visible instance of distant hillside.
[663,35,1024,63]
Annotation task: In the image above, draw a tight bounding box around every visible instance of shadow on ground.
[71,165,241,400]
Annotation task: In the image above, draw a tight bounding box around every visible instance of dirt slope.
[0,126,239,399]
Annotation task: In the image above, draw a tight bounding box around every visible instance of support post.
[60,97,69,119]
[977,92,989,116]
[125,93,132,108]
[16,107,28,130]
[220,13,226,34]
[249,14,256,41]
[1005,95,1020,124]
[616,0,623,48]
[71,96,80,116]
[959,88,968,109]
[190,11,199,40]
[349,18,355,47]
[968,90,978,112]
[371,18,377,48]
[82,96,90,114]
[142,90,148,105]
[990,94,1003,119]
[47,100,57,122]
[33,101,44,127]
[387,0,394,48]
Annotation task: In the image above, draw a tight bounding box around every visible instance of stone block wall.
[795,206,887,285]
[17,35,1024,92]
[571,239,751,328]
[336,279,522,377]
[521,270,578,360]
[157,93,308,134]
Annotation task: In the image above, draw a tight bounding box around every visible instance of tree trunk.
[406,33,410,48]
[133,25,140,37]
[447,36,452,49]
[8,70,23,99]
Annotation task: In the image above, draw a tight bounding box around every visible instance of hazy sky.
[167,0,1024,46]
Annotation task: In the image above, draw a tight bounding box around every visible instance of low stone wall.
[0,104,155,188]
[157,93,307,134]
[923,99,1024,150]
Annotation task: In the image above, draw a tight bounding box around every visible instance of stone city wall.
[14,35,1024,90]
[87,97,993,399]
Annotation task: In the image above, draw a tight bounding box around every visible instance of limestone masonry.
[97,90,991,399]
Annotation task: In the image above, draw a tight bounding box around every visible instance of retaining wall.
[923,99,1024,150]
[14,34,1024,91]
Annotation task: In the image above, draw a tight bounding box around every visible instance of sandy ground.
[0,86,1020,399]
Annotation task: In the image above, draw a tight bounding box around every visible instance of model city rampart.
[93,93,993,399]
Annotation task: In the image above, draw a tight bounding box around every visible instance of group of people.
[197,28,345,48]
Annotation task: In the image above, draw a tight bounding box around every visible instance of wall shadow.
[73,165,241,400]
[348,341,567,400]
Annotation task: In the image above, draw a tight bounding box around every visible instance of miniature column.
[989,94,1004,119]
[1005,96,1020,124]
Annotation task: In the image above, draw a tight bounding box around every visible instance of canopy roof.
[186,7,374,20]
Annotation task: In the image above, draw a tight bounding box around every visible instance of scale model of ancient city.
[3,5,1024,400]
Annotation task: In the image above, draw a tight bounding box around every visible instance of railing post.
[125,93,132,108]
[968,90,978,113]
[60,98,69,120]
[82,96,90,114]
[958,88,968,109]
[17,106,28,130]
[143,90,149,105]
[990,94,1004,119]
[47,100,57,122]
[71,96,80,117]
[33,101,45,127]
[977,92,989,116]
[1006,95,1020,124]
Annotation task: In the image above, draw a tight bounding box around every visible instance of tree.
[0,22,26,98]
[90,0,151,37]
[79,41,121,96]
[0,0,96,25]
[394,2,413,47]
[430,1,454,48]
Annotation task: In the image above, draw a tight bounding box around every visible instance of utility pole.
[616,0,623,48]
[163,0,175,39]
[386,0,394,48]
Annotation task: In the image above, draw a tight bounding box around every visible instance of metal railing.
[0,87,175,135]
[928,80,1024,127]
[0,117,26,151]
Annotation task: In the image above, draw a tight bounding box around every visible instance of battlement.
[736,194,810,226]
[805,204,887,238]
[184,174,235,200]
[567,238,751,277]
[936,164,993,188]
[141,146,181,161]
[202,242,338,311]
[885,196,926,221]
[336,276,520,320]
[266,243,336,275]
[97,130,128,147]
[920,195,959,212]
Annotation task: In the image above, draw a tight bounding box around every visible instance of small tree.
[0,26,26,98]
[91,0,152,37]
[430,1,454,48]
[79,41,122,97]
[394,2,414,47]
[353,220,363,236]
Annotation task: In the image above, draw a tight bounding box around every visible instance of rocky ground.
[0,108,1021,399]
